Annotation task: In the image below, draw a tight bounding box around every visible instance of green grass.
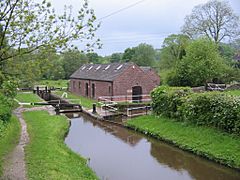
[35,80,68,88]
[0,115,21,176]
[225,90,240,96]
[23,111,98,180]
[126,115,240,169]
[53,91,97,109]
[15,93,43,108]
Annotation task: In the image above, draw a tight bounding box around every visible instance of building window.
[79,82,81,89]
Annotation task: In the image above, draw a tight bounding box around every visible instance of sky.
[49,0,240,56]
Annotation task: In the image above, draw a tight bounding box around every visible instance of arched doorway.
[132,86,142,103]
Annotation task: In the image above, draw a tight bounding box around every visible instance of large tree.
[0,0,100,66]
[62,49,88,78]
[167,38,231,86]
[159,34,190,70]
[182,0,240,44]
[122,44,156,66]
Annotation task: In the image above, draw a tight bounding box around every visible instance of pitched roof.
[70,63,134,81]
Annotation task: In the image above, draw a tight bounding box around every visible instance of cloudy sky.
[49,0,240,55]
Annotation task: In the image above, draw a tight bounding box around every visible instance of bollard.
[92,103,97,114]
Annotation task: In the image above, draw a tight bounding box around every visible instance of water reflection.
[65,113,240,180]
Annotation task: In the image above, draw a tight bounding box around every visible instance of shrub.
[151,86,240,135]
[0,94,12,123]
[180,92,240,135]
[151,86,192,118]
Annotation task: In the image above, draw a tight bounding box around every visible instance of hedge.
[151,86,240,135]
[151,86,192,118]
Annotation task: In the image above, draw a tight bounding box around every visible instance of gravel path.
[1,106,55,180]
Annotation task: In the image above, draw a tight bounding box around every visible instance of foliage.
[62,49,88,79]
[0,93,12,122]
[166,38,230,86]
[1,79,18,98]
[36,80,68,88]
[182,0,240,43]
[110,53,123,63]
[151,86,192,117]
[122,43,156,66]
[180,92,240,135]
[126,115,240,169]
[86,52,101,64]
[23,110,98,180]
[0,0,100,65]
[151,86,240,135]
[122,48,135,61]
[159,34,190,70]
[0,115,20,176]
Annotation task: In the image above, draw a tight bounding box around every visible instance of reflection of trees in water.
[150,141,240,180]
[91,121,142,146]
[72,112,143,146]
[68,113,240,180]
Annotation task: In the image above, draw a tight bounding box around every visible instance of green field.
[126,115,240,169]
[0,115,21,176]
[225,90,240,96]
[53,91,97,109]
[23,111,98,180]
[35,80,68,88]
[15,93,44,108]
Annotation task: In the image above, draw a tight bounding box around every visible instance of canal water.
[65,113,240,180]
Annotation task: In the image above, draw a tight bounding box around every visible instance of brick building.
[69,63,160,101]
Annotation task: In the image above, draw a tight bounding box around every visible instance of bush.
[151,86,240,135]
[180,93,240,135]
[151,86,192,118]
[0,94,12,123]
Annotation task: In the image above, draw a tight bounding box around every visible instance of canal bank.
[126,115,240,171]
[65,113,240,180]
[49,90,240,172]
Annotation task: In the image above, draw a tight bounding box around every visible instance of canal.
[65,113,240,180]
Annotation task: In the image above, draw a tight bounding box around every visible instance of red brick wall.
[70,79,112,99]
[70,64,160,100]
[113,65,159,96]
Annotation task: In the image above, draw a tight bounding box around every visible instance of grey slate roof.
[70,62,134,81]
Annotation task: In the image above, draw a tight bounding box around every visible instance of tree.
[122,44,156,66]
[122,48,135,61]
[159,34,190,70]
[166,38,231,86]
[0,0,100,66]
[86,52,100,64]
[62,49,88,78]
[132,43,156,66]
[110,53,122,63]
[182,0,240,44]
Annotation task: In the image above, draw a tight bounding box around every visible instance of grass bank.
[225,90,240,96]
[53,90,97,109]
[16,93,43,108]
[0,115,21,176]
[23,110,98,180]
[126,115,240,169]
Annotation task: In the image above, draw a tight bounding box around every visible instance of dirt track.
[1,106,55,180]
